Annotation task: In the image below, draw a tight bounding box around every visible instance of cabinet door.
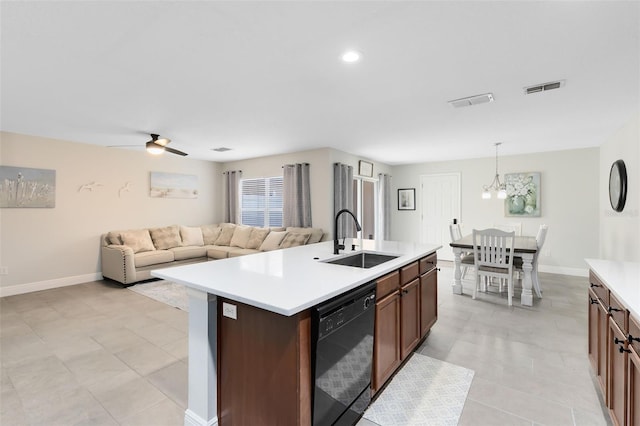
[599,300,610,399]
[420,268,437,338]
[609,317,628,426]
[629,346,640,426]
[373,291,401,393]
[400,278,420,360]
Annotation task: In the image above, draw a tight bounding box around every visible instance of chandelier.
[482,142,507,199]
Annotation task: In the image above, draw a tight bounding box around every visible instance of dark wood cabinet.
[373,254,438,394]
[609,316,628,426]
[373,290,401,392]
[629,339,640,426]
[420,254,438,338]
[218,299,311,426]
[400,278,420,359]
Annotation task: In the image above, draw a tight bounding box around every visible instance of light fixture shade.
[482,189,491,199]
[146,141,164,155]
[497,189,507,199]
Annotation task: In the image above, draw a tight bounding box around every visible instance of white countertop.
[152,239,441,316]
[585,258,640,320]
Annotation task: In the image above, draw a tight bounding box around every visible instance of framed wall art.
[504,172,541,217]
[150,172,198,199]
[398,188,415,210]
[0,165,56,208]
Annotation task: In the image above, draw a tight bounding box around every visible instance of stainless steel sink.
[323,252,399,269]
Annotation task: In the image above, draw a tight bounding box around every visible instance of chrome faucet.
[334,208,362,254]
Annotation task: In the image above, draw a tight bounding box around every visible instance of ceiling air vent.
[524,80,565,95]
[448,93,494,108]
[212,147,232,152]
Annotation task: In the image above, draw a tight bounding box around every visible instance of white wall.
[222,148,393,239]
[599,113,640,262]
[0,132,222,294]
[390,148,600,275]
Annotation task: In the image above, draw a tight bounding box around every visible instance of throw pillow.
[259,231,288,251]
[279,232,311,249]
[107,231,123,245]
[214,224,236,246]
[286,227,324,244]
[181,225,204,246]
[246,227,270,249]
[230,225,252,248]
[149,225,182,249]
[120,229,156,253]
[201,224,222,245]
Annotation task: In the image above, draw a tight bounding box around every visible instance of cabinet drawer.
[608,292,628,333]
[589,272,609,305]
[376,271,400,299]
[419,253,437,275]
[630,315,640,354]
[400,262,419,285]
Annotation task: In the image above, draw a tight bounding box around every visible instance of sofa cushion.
[215,224,236,246]
[246,227,270,249]
[280,232,311,248]
[228,248,261,258]
[286,227,324,244]
[134,249,174,267]
[259,231,288,251]
[170,246,207,261]
[230,225,253,248]
[149,225,182,250]
[181,226,204,246]
[207,245,237,259]
[201,224,222,245]
[121,229,156,253]
[107,231,123,245]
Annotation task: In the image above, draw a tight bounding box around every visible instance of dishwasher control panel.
[318,289,376,339]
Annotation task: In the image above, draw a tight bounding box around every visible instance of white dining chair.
[472,228,516,306]
[449,223,474,279]
[513,224,548,298]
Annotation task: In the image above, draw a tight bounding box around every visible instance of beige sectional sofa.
[101,223,324,285]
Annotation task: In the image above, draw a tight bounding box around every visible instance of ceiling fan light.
[146,142,165,155]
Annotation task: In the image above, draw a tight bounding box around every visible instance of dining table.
[450,234,538,306]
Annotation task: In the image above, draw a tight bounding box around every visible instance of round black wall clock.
[608,159,628,212]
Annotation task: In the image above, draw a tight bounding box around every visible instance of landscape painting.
[0,166,56,208]
[150,172,198,199]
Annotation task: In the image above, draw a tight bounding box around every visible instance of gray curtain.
[333,163,355,238]
[378,173,391,240]
[223,170,241,223]
[283,163,312,227]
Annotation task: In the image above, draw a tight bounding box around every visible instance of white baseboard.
[538,265,588,277]
[184,409,218,426]
[0,273,103,297]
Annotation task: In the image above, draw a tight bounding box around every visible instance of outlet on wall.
[0,266,8,275]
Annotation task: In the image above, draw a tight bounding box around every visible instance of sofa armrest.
[101,244,136,284]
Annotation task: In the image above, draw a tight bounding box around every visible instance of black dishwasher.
[311,282,376,426]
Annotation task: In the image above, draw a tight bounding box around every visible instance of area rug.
[128,280,188,311]
[363,352,474,426]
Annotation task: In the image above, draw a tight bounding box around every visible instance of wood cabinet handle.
[608,306,622,313]
[619,346,632,354]
[590,283,601,288]
[589,297,599,305]
[615,337,625,345]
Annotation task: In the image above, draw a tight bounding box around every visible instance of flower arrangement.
[506,174,535,200]
[505,173,539,216]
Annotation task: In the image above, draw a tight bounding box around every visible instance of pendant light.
[482,143,507,200]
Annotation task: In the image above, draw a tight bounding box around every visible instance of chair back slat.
[473,228,515,269]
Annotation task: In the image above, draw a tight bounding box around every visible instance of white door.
[420,173,461,261]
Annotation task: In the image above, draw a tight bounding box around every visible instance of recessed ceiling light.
[342,50,361,63]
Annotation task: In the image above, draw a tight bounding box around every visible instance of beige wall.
[0,132,222,294]
[599,113,640,262]
[390,148,600,275]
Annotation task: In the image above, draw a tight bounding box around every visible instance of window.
[240,176,283,227]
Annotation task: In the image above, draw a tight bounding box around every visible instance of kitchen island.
[152,239,441,426]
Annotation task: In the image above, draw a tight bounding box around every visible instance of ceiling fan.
[108,133,188,156]
[145,134,188,156]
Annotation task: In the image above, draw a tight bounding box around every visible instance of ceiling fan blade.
[164,146,188,156]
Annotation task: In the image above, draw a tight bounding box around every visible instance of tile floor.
[1,264,611,426]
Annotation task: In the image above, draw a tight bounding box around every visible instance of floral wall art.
[505,172,540,217]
